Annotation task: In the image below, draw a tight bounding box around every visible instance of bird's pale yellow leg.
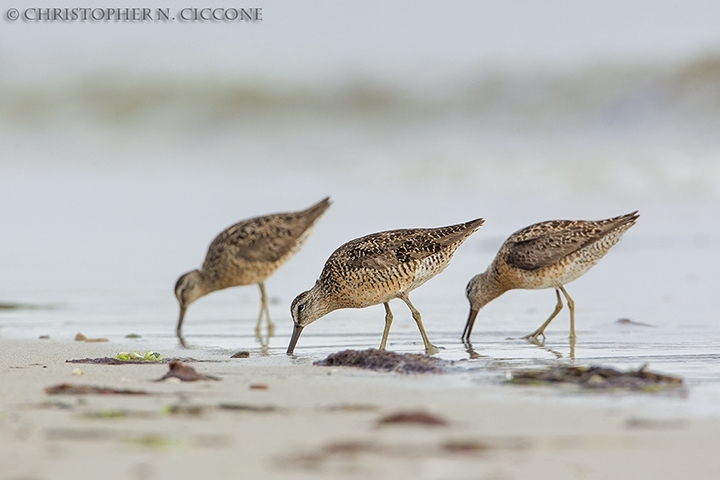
[255,283,275,336]
[254,283,264,334]
[559,285,576,340]
[524,288,563,341]
[379,302,393,350]
[398,293,439,355]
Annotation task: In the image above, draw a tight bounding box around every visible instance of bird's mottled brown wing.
[325,218,484,274]
[205,215,299,264]
[505,213,638,271]
[203,198,330,269]
[344,230,441,271]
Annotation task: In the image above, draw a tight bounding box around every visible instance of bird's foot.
[522,332,546,344]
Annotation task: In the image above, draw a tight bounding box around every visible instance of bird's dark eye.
[297,304,304,313]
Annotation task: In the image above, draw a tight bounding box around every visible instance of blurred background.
[1,1,719,364]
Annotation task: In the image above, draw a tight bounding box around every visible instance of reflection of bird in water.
[287,218,485,355]
[463,212,639,344]
[174,197,331,343]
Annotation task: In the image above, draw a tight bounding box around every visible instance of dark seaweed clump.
[314,349,445,374]
[509,364,683,391]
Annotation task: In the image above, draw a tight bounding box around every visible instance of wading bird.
[462,212,638,343]
[175,197,331,342]
[287,218,485,355]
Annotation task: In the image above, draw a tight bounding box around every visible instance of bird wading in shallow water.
[462,212,639,345]
[174,197,331,343]
[287,218,485,355]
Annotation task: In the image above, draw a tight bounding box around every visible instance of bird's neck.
[189,270,216,299]
[476,270,507,309]
[306,282,337,323]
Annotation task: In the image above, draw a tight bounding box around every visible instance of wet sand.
[2,338,719,480]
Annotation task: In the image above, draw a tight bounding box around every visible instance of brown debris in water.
[509,364,683,391]
[616,318,656,327]
[45,383,148,395]
[377,411,448,427]
[314,349,445,374]
[0,302,47,310]
[156,361,220,382]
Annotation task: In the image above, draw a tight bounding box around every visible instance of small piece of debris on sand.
[74,332,109,343]
[156,361,220,382]
[509,364,683,391]
[625,417,687,430]
[314,349,446,374]
[166,405,205,416]
[45,383,148,395]
[231,351,250,358]
[377,411,448,427]
[324,403,379,412]
[441,440,491,454]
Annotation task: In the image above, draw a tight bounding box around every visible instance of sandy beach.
[1,338,718,480]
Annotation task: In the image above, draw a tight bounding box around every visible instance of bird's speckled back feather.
[505,211,638,271]
[201,197,331,287]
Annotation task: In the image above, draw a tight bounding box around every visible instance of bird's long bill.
[286,324,305,355]
[461,308,479,342]
[176,306,187,336]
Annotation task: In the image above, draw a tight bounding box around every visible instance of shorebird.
[175,197,331,340]
[462,212,638,343]
[286,218,485,355]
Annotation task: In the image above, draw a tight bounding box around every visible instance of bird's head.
[174,270,207,309]
[286,286,331,355]
[463,272,504,342]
